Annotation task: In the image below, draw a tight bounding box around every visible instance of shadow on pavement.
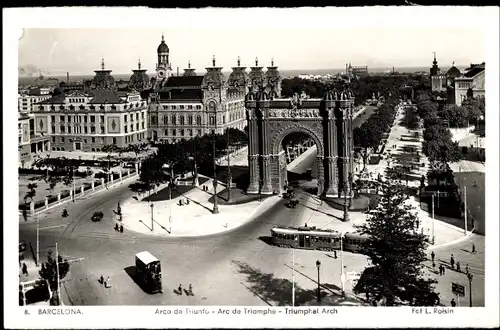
[258,236,274,246]
[232,260,348,306]
[124,266,153,294]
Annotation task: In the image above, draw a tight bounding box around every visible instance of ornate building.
[454,62,485,106]
[155,34,173,84]
[147,35,281,144]
[128,59,151,91]
[90,59,116,90]
[34,89,148,152]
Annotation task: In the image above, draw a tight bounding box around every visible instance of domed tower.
[265,58,281,99]
[156,33,172,81]
[129,58,151,91]
[91,58,116,90]
[430,52,441,76]
[248,57,265,93]
[228,56,249,95]
[182,60,197,77]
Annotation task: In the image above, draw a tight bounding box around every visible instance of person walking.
[432,262,436,270]
[188,284,193,296]
[456,261,461,273]
[450,298,456,307]
[442,265,446,275]
[472,244,476,254]
[431,251,435,263]
[178,284,183,295]
[105,276,111,288]
[465,264,470,275]
[22,263,28,276]
[450,254,455,269]
[99,275,104,285]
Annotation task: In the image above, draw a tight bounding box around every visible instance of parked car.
[91,211,104,222]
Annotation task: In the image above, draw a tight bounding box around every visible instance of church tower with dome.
[156,34,172,82]
[265,58,282,99]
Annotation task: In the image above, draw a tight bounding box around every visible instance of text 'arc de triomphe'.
[245,89,355,198]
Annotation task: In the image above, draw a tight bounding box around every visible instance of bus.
[135,251,162,294]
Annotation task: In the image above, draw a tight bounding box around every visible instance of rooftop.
[162,76,204,88]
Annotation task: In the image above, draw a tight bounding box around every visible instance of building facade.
[33,89,148,152]
[147,36,280,143]
[18,93,52,112]
[454,63,485,106]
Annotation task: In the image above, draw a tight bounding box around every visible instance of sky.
[19,27,485,76]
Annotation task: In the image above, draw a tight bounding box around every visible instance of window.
[209,116,215,125]
[91,137,95,143]
[130,124,134,132]
[223,115,226,124]
[197,116,202,126]
[189,129,193,137]
[124,125,128,133]
[196,105,202,110]
[51,115,55,123]
[100,115,105,122]
[61,137,65,143]
[91,126,96,134]
[142,122,145,129]
[164,129,168,135]
[136,113,139,121]
[188,116,193,125]
[68,127,72,134]
[60,115,65,122]
[60,126,65,133]
[130,114,133,122]
[113,137,117,145]
[179,105,184,110]
[163,105,169,110]
[180,129,185,136]
[141,112,145,119]
[51,126,55,134]
[172,129,176,136]
[100,126,105,134]
[180,116,185,125]
[52,137,56,143]
[171,105,177,110]
[83,126,87,134]
[172,115,176,125]
[136,123,139,130]
[90,115,95,123]
[163,115,168,125]
[84,116,88,123]
[188,105,193,110]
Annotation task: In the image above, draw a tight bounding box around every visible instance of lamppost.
[431,193,436,244]
[188,156,199,187]
[316,260,321,302]
[206,103,219,214]
[150,202,154,231]
[467,273,473,307]
[343,182,350,222]
[226,128,232,202]
[340,231,346,297]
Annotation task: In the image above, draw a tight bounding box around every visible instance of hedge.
[61,190,70,199]
[19,168,90,177]
[34,200,45,210]
[47,195,58,204]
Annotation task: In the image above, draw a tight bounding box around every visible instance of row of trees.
[440,99,484,128]
[139,128,248,187]
[353,96,399,169]
[415,92,462,166]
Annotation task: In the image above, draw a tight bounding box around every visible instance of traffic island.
[207,187,272,205]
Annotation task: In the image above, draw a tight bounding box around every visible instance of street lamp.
[316,260,321,302]
[340,231,346,297]
[226,128,232,202]
[343,182,350,222]
[206,104,219,214]
[150,202,154,231]
[467,273,473,307]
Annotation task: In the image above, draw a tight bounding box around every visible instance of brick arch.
[270,122,324,157]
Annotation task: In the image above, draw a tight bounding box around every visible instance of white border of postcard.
[4,6,500,329]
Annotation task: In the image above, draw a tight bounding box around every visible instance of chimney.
[67,72,70,84]
[177,66,179,76]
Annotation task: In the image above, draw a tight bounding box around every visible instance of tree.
[38,249,70,293]
[354,176,438,306]
[441,105,469,128]
[24,183,38,204]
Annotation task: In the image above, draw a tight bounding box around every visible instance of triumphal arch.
[245,87,355,198]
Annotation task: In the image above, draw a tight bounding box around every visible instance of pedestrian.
[450,298,456,307]
[106,276,111,288]
[472,244,476,254]
[442,266,446,275]
[119,224,124,233]
[22,263,28,275]
[465,264,470,275]
[450,254,455,269]
[438,265,442,275]
[178,284,183,295]
[432,262,436,270]
[186,198,190,205]
[99,275,104,285]
[431,251,435,263]
[188,284,193,295]
[456,261,461,272]
[333,250,337,259]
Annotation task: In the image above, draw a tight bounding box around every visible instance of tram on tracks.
[270,226,368,253]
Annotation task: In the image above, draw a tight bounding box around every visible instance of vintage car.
[91,211,104,222]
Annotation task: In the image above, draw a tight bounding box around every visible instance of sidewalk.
[120,176,282,237]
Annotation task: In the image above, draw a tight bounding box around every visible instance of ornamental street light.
[467,273,473,307]
[150,202,154,232]
[316,260,321,302]
[343,182,350,222]
[226,128,233,202]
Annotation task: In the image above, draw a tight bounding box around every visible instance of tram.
[135,251,162,294]
[270,226,368,253]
